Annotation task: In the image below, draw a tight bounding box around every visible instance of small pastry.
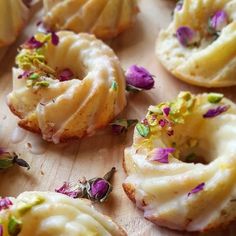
[0,0,29,47]
[156,0,236,87]
[0,0,29,60]
[7,31,127,143]
[43,0,139,39]
[0,191,127,235]
[123,92,236,231]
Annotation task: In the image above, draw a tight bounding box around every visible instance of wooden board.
[0,0,236,235]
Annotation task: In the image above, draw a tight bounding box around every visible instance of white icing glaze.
[11,126,27,144]
[0,191,126,236]
[124,93,236,231]
[8,31,127,143]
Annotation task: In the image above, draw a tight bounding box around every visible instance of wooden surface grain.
[0,0,236,235]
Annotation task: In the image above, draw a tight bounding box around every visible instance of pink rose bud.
[176,26,200,47]
[209,10,228,32]
[150,148,175,164]
[125,65,155,90]
[57,68,74,82]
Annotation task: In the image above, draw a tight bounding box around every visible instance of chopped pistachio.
[148,105,163,115]
[26,80,33,87]
[17,196,44,215]
[34,33,51,43]
[33,60,56,75]
[8,216,22,236]
[28,73,40,80]
[35,81,50,87]
[111,81,118,91]
[178,91,192,101]
[207,93,224,104]
[136,123,150,137]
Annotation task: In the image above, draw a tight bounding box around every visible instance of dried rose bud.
[23,36,43,49]
[87,167,115,202]
[55,167,116,203]
[0,150,30,170]
[163,107,170,116]
[203,105,230,118]
[176,26,200,47]
[110,119,138,135]
[159,119,167,128]
[87,178,111,202]
[209,10,228,32]
[0,197,13,211]
[55,182,86,198]
[17,71,32,80]
[51,32,59,46]
[150,148,175,163]
[188,182,205,197]
[125,65,155,91]
[57,68,74,82]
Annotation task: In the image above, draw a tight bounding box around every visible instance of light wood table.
[0,1,235,235]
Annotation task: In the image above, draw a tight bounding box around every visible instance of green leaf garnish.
[136,123,150,137]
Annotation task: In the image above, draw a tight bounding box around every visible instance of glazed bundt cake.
[0,191,127,235]
[7,31,127,143]
[43,0,139,39]
[156,0,236,87]
[123,92,236,231]
[0,0,29,47]
[0,0,29,53]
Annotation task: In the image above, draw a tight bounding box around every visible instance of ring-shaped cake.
[123,92,236,231]
[7,31,127,143]
[43,0,139,39]
[0,191,127,235]
[156,0,236,87]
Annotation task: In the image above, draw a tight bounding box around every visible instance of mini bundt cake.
[7,31,127,143]
[43,0,139,39]
[0,0,29,57]
[0,191,127,235]
[156,0,236,87]
[123,92,236,231]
